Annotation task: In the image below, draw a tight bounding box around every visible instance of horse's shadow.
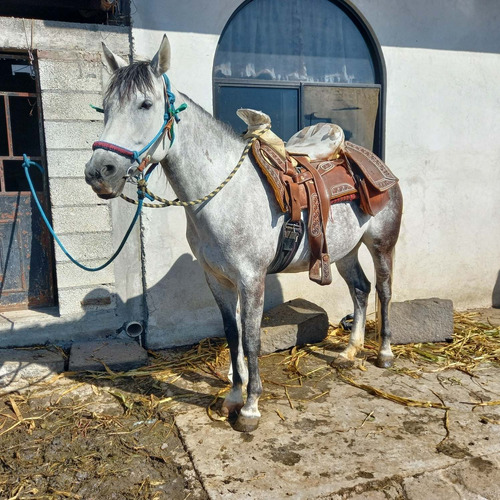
[493,270,500,308]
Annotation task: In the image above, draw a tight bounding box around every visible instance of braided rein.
[120,127,268,208]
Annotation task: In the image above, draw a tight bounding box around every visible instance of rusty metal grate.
[0,52,55,310]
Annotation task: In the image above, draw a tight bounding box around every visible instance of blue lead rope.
[24,73,186,272]
[22,154,144,272]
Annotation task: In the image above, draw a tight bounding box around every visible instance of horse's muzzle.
[85,156,127,199]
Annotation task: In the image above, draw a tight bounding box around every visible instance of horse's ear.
[102,42,128,72]
[150,35,171,76]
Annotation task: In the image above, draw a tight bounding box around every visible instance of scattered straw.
[302,311,500,375]
[206,387,229,422]
[336,370,449,410]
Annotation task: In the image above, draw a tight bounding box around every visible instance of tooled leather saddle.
[237,109,399,286]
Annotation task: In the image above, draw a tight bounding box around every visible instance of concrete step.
[0,348,66,395]
[68,339,148,372]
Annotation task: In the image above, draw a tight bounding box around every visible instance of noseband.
[92,73,187,178]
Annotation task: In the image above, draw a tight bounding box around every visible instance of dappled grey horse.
[85,35,403,432]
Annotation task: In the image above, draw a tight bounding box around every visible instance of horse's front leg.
[369,246,395,368]
[204,273,247,416]
[233,274,266,433]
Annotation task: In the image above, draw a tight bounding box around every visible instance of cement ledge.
[0,307,126,348]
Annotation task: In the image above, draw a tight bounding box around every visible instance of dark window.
[214,0,385,154]
[4,160,43,192]
[0,52,55,310]
[0,57,36,93]
[217,86,299,140]
[10,96,41,157]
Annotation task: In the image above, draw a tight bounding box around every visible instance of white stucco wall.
[130,1,500,348]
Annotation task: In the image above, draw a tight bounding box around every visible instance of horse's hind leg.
[333,246,371,367]
[204,273,247,416]
[364,186,402,368]
[368,246,395,368]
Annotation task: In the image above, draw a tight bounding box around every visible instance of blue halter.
[92,73,187,176]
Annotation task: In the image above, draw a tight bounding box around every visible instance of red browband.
[92,141,137,160]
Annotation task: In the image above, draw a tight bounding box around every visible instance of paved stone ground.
[0,308,499,499]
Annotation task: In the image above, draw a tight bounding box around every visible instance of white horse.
[85,35,403,432]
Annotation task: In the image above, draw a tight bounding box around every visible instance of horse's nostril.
[103,164,117,176]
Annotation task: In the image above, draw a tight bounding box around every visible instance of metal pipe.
[124,321,143,338]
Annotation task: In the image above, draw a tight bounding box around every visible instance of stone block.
[55,260,115,289]
[69,339,148,372]
[46,149,98,178]
[51,205,111,235]
[44,121,102,150]
[389,298,454,344]
[41,91,104,121]
[0,348,66,395]
[38,58,103,92]
[260,298,329,355]
[54,232,113,264]
[49,177,108,207]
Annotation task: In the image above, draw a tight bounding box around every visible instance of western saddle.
[237,109,399,286]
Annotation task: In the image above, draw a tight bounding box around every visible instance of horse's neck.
[161,95,245,204]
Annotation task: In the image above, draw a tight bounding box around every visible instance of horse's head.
[85,36,172,199]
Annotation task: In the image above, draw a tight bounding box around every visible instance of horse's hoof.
[376,354,394,369]
[221,401,243,417]
[232,414,259,433]
[331,355,355,369]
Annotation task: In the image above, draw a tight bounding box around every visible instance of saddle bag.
[357,177,390,217]
[344,141,398,217]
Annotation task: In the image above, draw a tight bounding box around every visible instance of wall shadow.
[142,252,285,348]
[133,1,500,54]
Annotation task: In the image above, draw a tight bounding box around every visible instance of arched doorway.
[213,0,386,157]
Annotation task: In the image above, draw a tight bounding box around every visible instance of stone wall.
[0,18,142,347]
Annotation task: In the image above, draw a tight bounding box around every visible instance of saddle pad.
[345,142,398,192]
[286,123,345,161]
[252,140,289,212]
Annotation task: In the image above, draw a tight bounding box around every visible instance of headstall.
[91,73,187,179]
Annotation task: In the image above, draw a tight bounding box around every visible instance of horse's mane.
[104,62,155,105]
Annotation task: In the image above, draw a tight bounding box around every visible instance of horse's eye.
[140,100,153,110]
